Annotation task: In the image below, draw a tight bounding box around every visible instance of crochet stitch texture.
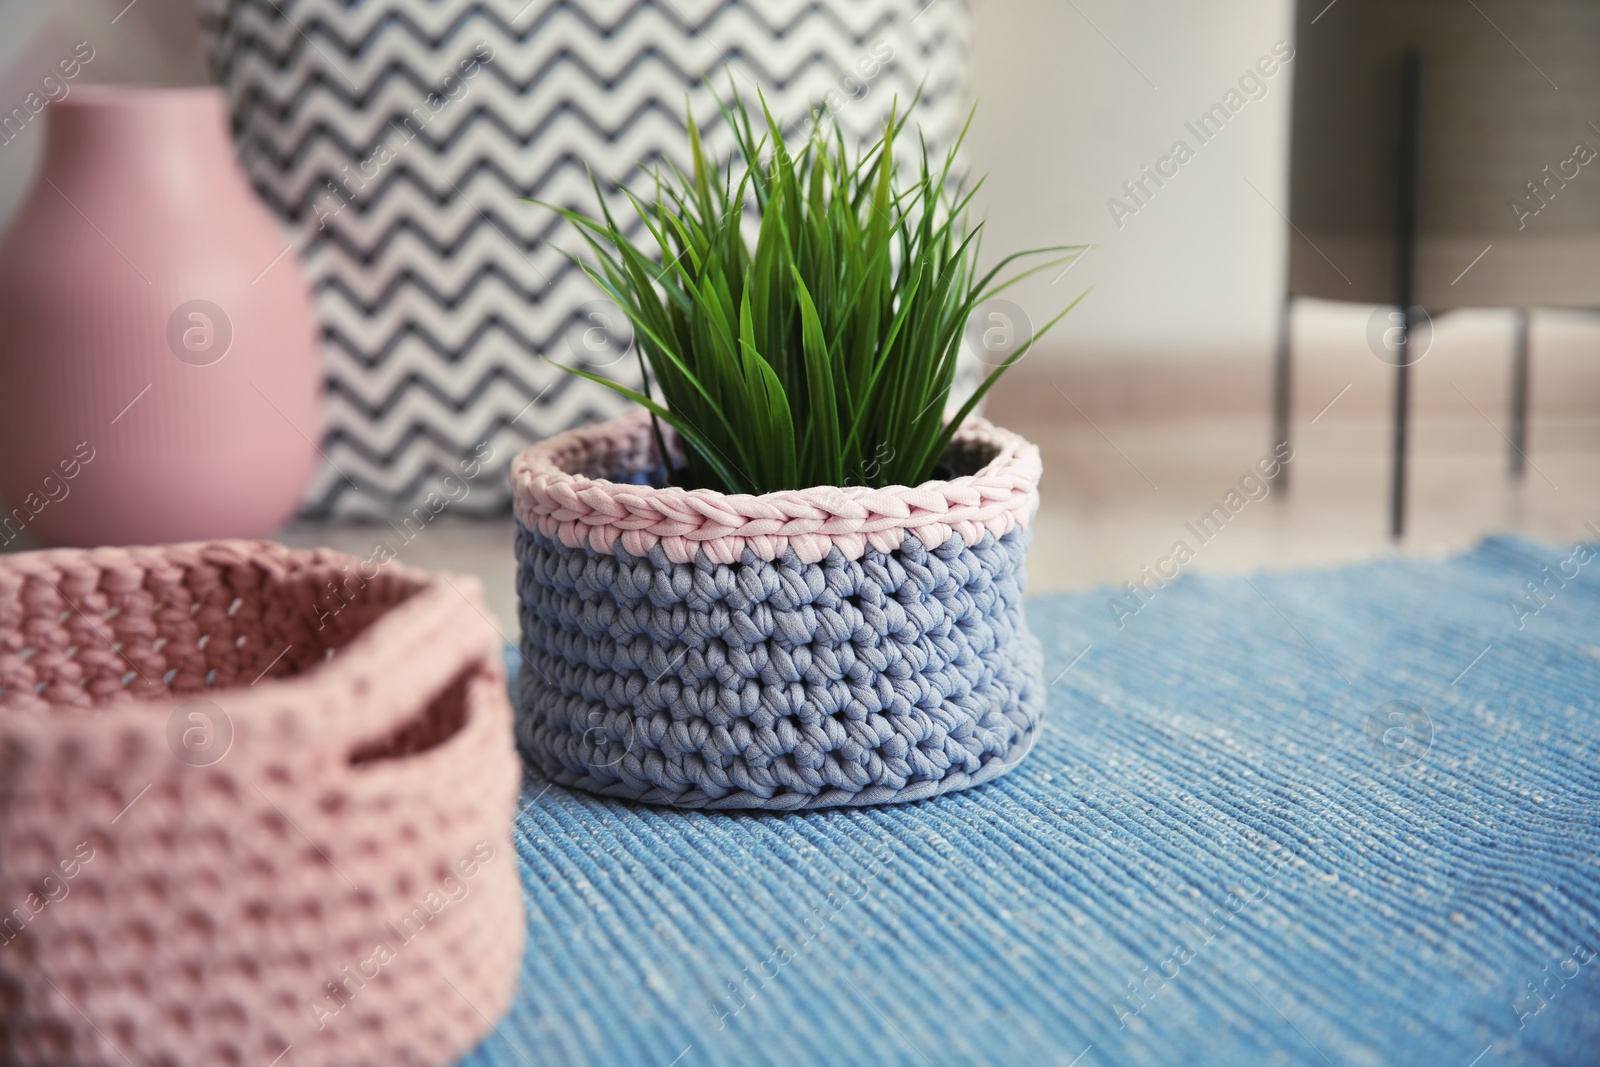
[512,412,1045,809]
[0,542,523,1067]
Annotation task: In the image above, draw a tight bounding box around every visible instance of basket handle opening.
[347,662,483,768]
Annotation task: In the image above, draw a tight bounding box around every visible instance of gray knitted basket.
[509,410,1045,810]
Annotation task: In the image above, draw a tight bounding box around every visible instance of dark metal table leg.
[1273,296,1292,492]
[1391,47,1424,541]
[1509,308,1530,478]
[1392,326,1411,540]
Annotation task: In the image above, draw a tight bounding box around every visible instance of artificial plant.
[539,88,1085,495]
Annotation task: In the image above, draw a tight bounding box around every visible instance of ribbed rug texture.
[460,537,1600,1067]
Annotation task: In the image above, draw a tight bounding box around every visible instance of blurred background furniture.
[1278,0,1600,536]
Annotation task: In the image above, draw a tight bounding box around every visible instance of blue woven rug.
[459,537,1600,1067]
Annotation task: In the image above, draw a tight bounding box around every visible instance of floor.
[278,301,1600,634]
[1010,303,1598,589]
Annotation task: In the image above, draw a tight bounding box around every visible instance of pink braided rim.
[511,409,1042,564]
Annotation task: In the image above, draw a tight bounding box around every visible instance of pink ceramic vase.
[0,85,321,547]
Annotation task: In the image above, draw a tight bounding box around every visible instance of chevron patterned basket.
[0,542,523,1067]
[201,0,972,520]
[510,410,1047,810]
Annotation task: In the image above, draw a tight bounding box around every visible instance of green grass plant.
[537,87,1085,495]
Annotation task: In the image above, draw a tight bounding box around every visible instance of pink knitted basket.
[0,542,524,1067]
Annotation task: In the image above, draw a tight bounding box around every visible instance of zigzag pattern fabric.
[515,524,1044,809]
[200,0,972,518]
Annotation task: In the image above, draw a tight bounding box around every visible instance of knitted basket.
[0,542,523,1067]
[510,409,1046,810]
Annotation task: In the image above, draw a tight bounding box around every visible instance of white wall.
[968,0,1294,360]
[0,0,1296,362]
